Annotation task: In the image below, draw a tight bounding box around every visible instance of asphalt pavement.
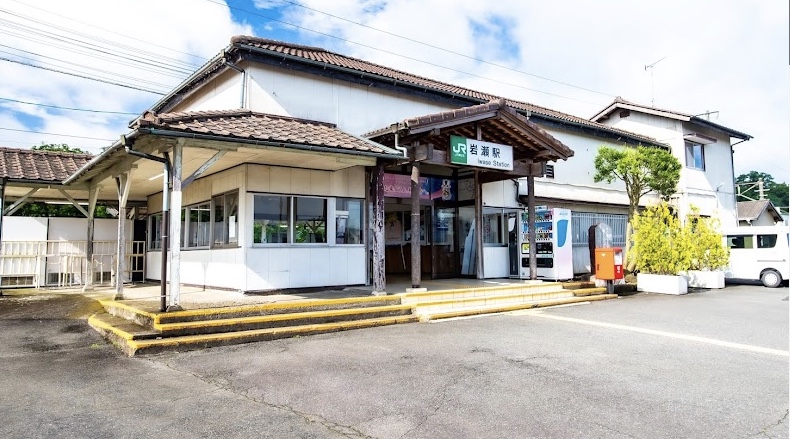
[1,284,787,438]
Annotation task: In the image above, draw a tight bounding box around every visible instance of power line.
[0,57,167,95]
[204,0,604,106]
[273,0,615,98]
[0,16,195,76]
[0,45,178,90]
[7,0,208,66]
[0,97,138,115]
[0,127,116,142]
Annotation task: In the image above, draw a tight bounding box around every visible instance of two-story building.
[1,36,752,303]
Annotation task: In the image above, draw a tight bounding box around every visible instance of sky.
[0,0,788,183]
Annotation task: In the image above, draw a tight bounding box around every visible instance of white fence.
[0,240,145,288]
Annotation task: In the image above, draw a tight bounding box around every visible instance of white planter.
[683,270,725,289]
[637,273,688,295]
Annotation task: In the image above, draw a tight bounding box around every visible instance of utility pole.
[645,56,666,107]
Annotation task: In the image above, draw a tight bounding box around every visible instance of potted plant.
[682,209,729,288]
[632,202,693,295]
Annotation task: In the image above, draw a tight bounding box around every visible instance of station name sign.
[449,135,513,171]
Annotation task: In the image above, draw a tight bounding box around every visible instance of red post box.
[595,247,623,280]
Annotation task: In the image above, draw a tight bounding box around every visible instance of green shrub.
[632,203,693,275]
[685,209,730,271]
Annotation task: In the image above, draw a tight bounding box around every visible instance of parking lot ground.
[1,284,787,438]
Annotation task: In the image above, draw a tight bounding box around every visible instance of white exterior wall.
[176,69,245,112]
[599,112,738,226]
[2,216,48,241]
[175,62,454,137]
[245,164,367,291]
[482,180,519,208]
[2,217,130,241]
[47,218,131,241]
[146,166,247,291]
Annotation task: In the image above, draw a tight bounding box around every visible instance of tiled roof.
[396,99,574,160]
[231,37,660,145]
[151,36,662,147]
[0,147,93,182]
[737,200,782,221]
[592,97,752,140]
[136,109,402,156]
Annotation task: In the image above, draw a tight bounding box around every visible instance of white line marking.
[528,312,790,357]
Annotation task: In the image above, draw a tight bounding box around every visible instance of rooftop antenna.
[645,56,666,106]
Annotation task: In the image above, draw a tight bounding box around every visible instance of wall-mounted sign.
[449,135,513,171]
[383,173,456,201]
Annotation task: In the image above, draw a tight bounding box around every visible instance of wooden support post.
[410,161,421,288]
[527,175,537,280]
[168,141,184,311]
[371,162,386,295]
[83,186,98,292]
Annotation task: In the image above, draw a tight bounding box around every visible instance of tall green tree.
[32,142,89,154]
[736,171,788,209]
[594,145,682,270]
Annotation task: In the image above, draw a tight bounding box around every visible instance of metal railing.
[571,213,627,274]
[0,240,145,288]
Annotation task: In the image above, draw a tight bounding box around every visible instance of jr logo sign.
[450,136,468,165]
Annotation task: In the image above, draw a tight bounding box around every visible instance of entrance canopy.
[65,109,405,200]
[366,99,574,181]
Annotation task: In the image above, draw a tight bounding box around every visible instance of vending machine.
[510,207,573,280]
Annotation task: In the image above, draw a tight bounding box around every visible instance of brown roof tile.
[226,37,660,145]
[0,147,94,182]
[149,37,661,147]
[137,109,401,156]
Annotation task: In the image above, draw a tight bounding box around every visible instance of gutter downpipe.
[392,123,408,158]
[224,61,247,109]
[123,137,172,312]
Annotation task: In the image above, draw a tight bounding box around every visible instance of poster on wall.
[383,173,455,201]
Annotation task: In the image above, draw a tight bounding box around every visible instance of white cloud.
[284,0,790,182]
[1,0,787,185]
[0,0,252,152]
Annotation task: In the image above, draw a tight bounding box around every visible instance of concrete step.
[154,304,414,336]
[561,281,596,290]
[102,295,402,327]
[418,294,618,321]
[400,282,564,305]
[571,287,608,297]
[411,290,576,315]
[91,313,418,356]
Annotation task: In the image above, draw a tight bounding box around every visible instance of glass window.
[483,210,505,245]
[294,197,327,243]
[685,141,705,170]
[212,191,239,247]
[336,198,363,244]
[726,235,753,249]
[253,195,290,244]
[149,214,162,251]
[186,202,211,247]
[757,234,777,249]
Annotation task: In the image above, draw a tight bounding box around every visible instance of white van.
[723,226,789,288]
